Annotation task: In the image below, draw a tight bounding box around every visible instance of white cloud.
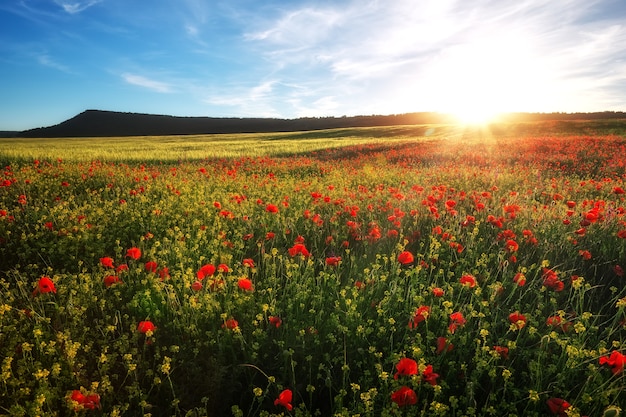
[239,0,626,115]
[37,54,73,73]
[246,7,343,46]
[185,24,199,37]
[121,73,173,93]
[54,0,103,14]
[204,80,281,117]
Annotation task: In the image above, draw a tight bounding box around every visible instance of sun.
[419,32,547,126]
[449,104,501,126]
[435,56,511,126]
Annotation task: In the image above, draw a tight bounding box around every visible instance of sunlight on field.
[4,120,620,164]
[0,129,431,163]
[0,122,625,415]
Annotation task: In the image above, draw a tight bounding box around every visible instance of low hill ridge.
[18,110,626,137]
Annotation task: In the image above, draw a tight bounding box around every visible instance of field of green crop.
[1,122,625,416]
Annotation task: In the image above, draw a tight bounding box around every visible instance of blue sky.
[1,0,626,130]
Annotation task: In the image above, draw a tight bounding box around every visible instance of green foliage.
[0,128,625,416]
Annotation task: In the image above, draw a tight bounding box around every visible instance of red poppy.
[367,225,381,241]
[242,258,255,268]
[397,251,414,265]
[546,398,571,417]
[436,336,454,354]
[70,390,101,410]
[449,241,464,253]
[126,247,141,260]
[274,389,293,411]
[461,215,475,227]
[390,386,417,407]
[599,350,626,375]
[509,312,527,329]
[145,261,158,273]
[269,316,282,328]
[116,264,129,273]
[82,393,101,410]
[513,272,526,286]
[542,268,564,292]
[265,203,279,213]
[100,257,114,268]
[197,264,216,279]
[158,267,170,280]
[70,390,85,406]
[504,239,519,252]
[104,275,121,287]
[615,265,624,277]
[217,263,230,273]
[325,256,341,267]
[394,358,418,379]
[34,276,56,296]
[137,320,156,334]
[493,345,509,359]
[421,364,439,386]
[191,281,203,291]
[459,274,476,288]
[546,315,572,332]
[238,278,253,291]
[409,306,430,328]
[288,243,310,257]
[432,287,444,297]
[449,311,466,333]
[222,318,239,330]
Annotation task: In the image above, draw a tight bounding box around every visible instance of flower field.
[1,125,625,416]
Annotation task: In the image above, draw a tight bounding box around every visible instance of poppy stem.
[239,363,271,381]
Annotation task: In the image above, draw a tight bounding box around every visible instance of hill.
[17,110,626,137]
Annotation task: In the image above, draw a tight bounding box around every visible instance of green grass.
[0,122,625,416]
[0,127,427,164]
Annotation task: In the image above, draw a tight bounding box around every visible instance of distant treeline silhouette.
[16,110,626,137]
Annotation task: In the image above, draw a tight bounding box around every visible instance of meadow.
[0,121,625,416]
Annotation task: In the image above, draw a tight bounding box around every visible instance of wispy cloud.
[54,0,103,14]
[205,80,281,117]
[246,7,342,46]
[121,73,173,93]
[37,53,74,73]
[243,0,626,114]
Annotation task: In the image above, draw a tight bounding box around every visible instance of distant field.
[1,121,625,416]
[3,119,626,163]
[0,129,410,163]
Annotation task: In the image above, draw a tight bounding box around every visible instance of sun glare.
[450,106,501,125]
[421,32,546,126]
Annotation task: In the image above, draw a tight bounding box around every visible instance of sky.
[1,0,626,131]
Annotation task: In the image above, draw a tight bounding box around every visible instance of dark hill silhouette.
[18,110,457,137]
[17,110,626,137]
